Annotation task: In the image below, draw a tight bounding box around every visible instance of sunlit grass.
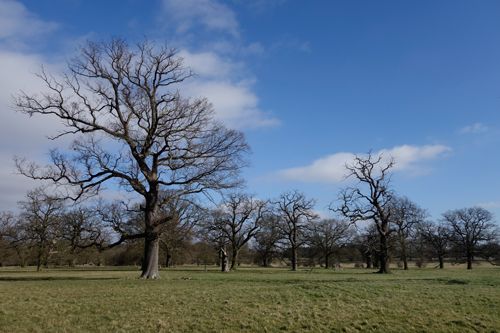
[0,266,499,332]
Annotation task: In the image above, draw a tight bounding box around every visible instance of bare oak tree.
[158,198,203,267]
[14,39,249,278]
[275,191,317,271]
[354,225,380,269]
[200,209,230,272]
[60,207,105,266]
[253,213,282,267]
[443,207,497,269]
[18,188,63,271]
[335,153,394,273]
[306,219,354,269]
[417,221,449,269]
[0,212,29,267]
[389,196,426,270]
[205,193,267,270]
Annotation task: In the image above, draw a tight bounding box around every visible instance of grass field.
[0,266,499,332]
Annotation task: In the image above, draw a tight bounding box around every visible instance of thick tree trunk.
[401,239,408,270]
[466,253,473,270]
[141,233,160,279]
[36,249,42,272]
[324,253,330,269]
[291,245,297,271]
[230,249,239,270]
[165,253,172,268]
[291,228,298,271]
[220,247,229,272]
[377,234,390,274]
[262,255,268,267]
[438,255,444,269]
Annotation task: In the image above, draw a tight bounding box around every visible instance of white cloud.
[162,0,239,37]
[179,49,279,129]
[178,49,240,79]
[161,1,277,130]
[0,1,65,211]
[0,0,57,46]
[459,122,488,134]
[0,51,67,211]
[279,144,451,183]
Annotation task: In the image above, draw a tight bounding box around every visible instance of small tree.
[253,213,282,267]
[353,226,379,269]
[306,219,354,269]
[0,212,29,266]
[443,207,497,269]
[390,196,426,270]
[417,221,449,269]
[205,193,267,270]
[200,209,230,272]
[158,198,203,267]
[15,38,249,278]
[275,191,317,271]
[60,207,105,266]
[18,188,63,271]
[335,153,395,273]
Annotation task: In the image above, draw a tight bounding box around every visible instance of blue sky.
[1,0,500,220]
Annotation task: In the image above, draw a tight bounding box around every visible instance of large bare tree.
[14,39,249,278]
[335,153,394,273]
[275,191,317,271]
[443,207,497,269]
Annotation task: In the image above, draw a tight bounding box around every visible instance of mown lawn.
[0,266,499,332]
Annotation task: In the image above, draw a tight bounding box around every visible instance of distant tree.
[417,221,449,269]
[0,212,29,266]
[253,213,282,267]
[390,197,426,270]
[353,226,379,269]
[443,207,497,269]
[204,194,267,270]
[335,153,395,273]
[201,209,231,272]
[306,219,354,269]
[59,207,105,266]
[14,38,249,279]
[478,240,500,266]
[18,188,63,271]
[275,191,317,271]
[158,198,203,267]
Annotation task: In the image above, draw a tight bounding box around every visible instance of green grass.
[0,266,499,332]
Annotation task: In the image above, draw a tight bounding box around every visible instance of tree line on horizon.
[0,185,498,272]
[1,37,498,277]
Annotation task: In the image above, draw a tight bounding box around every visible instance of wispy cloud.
[178,49,279,129]
[162,0,239,37]
[278,144,451,183]
[0,1,65,211]
[161,2,279,130]
[477,201,500,209]
[0,0,58,48]
[459,122,488,134]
